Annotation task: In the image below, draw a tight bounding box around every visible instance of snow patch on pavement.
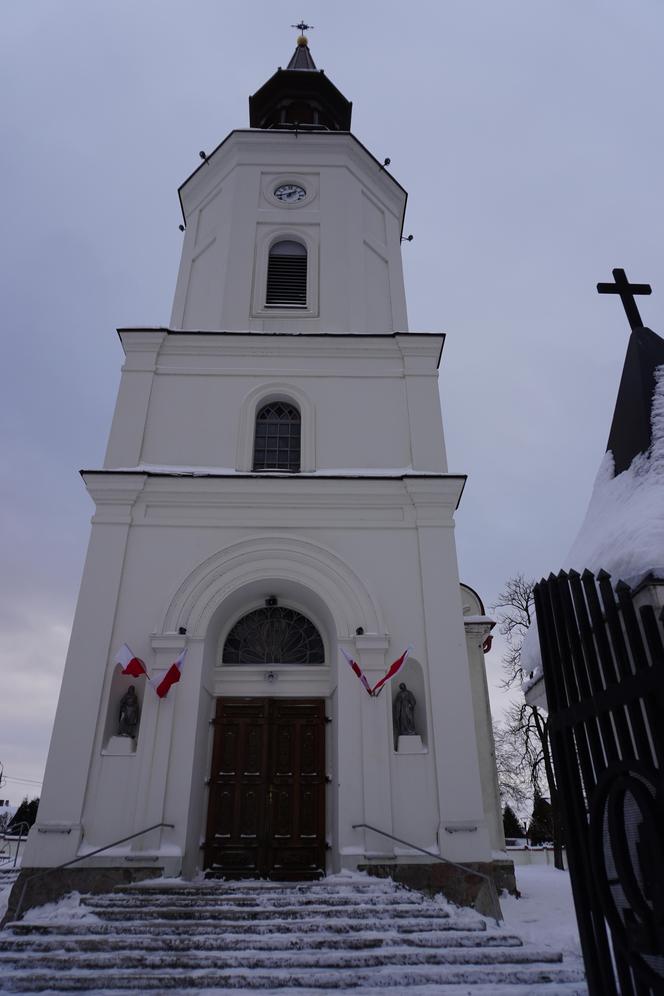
[500,864,584,969]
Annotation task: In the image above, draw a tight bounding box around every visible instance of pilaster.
[104,331,165,467]
[354,634,394,858]
[24,482,145,866]
[397,335,447,472]
[405,480,491,861]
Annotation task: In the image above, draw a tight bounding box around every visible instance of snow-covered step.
[7,914,488,935]
[124,878,402,891]
[87,890,427,908]
[84,905,459,924]
[0,987,587,996]
[0,875,586,993]
[0,928,521,953]
[0,943,565,970]
[0,964,587,991]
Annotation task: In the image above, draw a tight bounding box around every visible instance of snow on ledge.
[97,464,449,478]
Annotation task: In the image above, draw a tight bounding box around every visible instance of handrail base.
[358,860,504,921]
[2,864,165,928]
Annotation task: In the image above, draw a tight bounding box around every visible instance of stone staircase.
[0,876,586,994]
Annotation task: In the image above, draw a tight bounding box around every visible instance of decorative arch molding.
[158,535,384,640]
[235,380,316,472]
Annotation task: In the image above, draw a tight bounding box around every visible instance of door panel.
[205,697,326,879]
[204,698,269,876]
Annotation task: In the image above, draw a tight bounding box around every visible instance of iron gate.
[534,568,664,996]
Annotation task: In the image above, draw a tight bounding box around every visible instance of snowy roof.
[523,328,664,691]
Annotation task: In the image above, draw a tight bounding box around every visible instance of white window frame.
[251,224,319,319]
[235,382,316,473]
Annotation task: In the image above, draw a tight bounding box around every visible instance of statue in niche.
[118,685,140,738]
[393,682,417,737]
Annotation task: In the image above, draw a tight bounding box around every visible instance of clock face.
[274,183,307,203]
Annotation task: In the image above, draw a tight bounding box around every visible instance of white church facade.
[23,36,504,886]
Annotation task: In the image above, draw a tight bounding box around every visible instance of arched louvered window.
[253,402,301,472]
[222,606,324,665]
[265,240,307,308]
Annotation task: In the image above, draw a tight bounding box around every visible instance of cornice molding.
[178,130,407,221]
[114,328,445,370]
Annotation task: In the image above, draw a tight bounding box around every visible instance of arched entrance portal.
[204,604,327,880]
[156,535,384,879]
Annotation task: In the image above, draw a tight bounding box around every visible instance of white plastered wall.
[104,332,447,474]
[170,131,408,334]
[24,477,492,872]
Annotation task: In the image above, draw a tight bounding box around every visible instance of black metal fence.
[534,569,664,996]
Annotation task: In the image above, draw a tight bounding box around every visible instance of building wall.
[104,332,447,474]
[170,132,409,334]
[24,474,493,873]
[23,122,501,879]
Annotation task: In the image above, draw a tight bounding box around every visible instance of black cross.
[597,268,652,331]
[291,21,314,35]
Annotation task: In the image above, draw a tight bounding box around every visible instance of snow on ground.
[501,864,584,970]
[18,890,100,924]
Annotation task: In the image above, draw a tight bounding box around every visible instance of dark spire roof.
[286,36,317,71]
[249,36,352,132]
[606,325,664,475]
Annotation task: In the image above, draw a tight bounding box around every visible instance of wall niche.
[102,667,146,755]
[391,657,427,752]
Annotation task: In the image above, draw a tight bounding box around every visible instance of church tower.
[23,34,503,888]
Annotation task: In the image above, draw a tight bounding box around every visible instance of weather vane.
[292,21,314,36]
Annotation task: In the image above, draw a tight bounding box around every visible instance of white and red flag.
[114,643,148,679]
[370,646,412,697]
[340,648,372,696]
[153,649,187,699]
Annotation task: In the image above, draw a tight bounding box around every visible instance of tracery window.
[265,239,307,308]
[222,607,325,665]
[253,402,301,472]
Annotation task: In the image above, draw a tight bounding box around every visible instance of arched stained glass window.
[253,402,301,472]
[266,240,307,308]
[222,607,325,665]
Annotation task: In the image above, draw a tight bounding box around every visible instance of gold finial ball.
[297,34,308,46]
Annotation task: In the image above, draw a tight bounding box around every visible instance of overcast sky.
[1,0,663,805]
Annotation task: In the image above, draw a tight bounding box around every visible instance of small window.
[266,240,307,308]
[253,402,301,472]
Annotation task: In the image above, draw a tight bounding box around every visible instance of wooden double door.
[204,698,326,879]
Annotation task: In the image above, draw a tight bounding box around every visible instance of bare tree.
[492,576,565,869]
[493,721,531,812]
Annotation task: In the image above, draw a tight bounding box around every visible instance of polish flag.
[114,644,148,679]
[154,649,187,699]
[371,646,411,697]
[340,648,373,696]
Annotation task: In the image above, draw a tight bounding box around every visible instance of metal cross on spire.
[291,21,314,36]
[597,268,652,331]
